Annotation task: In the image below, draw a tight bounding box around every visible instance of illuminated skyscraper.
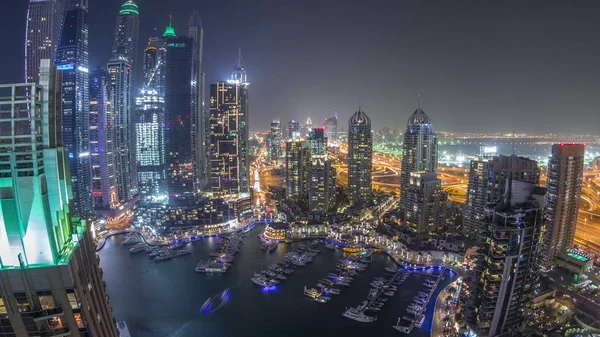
[165,34,195,198]
[268,118,282,165]
[188,10,206,189]
[286,139,311,202]
[0,60,118,337]
[543,143,585,266]
[209,51,250,197]
[400,107,437,211]
[404,171,447,233]
[25,0,65,83]
[324,112,338,147]
[307,127,327,157]
[288,119,300,139]
[462,180,545,337]
[347,109,372,205]
[55,0,92,216]
[112,0,139,66]
[464,155,539,239]
[142,36,167,96]
[107,56,136,203]
[90,68,119,212]
[135,90,165,195]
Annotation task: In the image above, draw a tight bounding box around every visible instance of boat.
[406,308,418,315]
[282,269,294,275]
[148,249,163,258]
[384,291,395,296]
[366,306,380,312]
[325,243,336,250]
[370,281,384,288]
[385,266,398,273]
[342,308,376,323]
[304,287,320,298]
[393,317,414,334]
[129,243,147,253]
[327,288,341,295]
[195,261,229,273]
[367,288,379,300]
[154,254,172,261]
[414,314,425,328]
[123,237,140,246]
[265,270,277,277]
[275,274,287,280]
[269,279,279,284]
[314,296,331,303]
[170,242,186,250]
[267,242,278,252]
[252,276,277,287]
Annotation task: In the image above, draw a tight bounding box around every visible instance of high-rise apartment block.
[347,109,372,205]
[285,140,311,202]
[209,51,250,198]
[543,144,585,266]
[112,0,139,66]
[107,56,137,203]
[55,0,93,217]
[268,118,282,165]
[462,180,545,337]
[135,90,165,195]
[25,0,65,83]
[0,60,118,337]
[401,108,437,211]
[288,119,300,139]
[308,159,336,213]
[465,155,539,239]
[324,113,338,147]
[404,171,447,233]
[90,69,119,212]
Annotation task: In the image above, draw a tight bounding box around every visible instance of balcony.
[41,327,70,337]
[32,307,64,322]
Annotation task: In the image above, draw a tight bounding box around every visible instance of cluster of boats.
[124,233,192,262]
[196,231,246,273]
[392,276,439,334]
[251,240,321,290]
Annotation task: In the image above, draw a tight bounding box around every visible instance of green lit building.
[0,60,118,336]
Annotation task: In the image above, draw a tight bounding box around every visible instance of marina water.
[99,227,456,337]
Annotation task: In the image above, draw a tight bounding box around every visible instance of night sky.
[4,0,600,133]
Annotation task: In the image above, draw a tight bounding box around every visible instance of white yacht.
[342,308,376,323]
[414,314,425,328]
[195,261,229,273]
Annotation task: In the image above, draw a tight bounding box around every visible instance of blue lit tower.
[347,109,372,205]
[55,0,92,216]
[400,107,438,211]
[25,0,66,83]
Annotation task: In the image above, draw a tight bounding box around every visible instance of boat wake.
[200,288,231,314]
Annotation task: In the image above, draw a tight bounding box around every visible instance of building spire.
[418,94,421,110]
[163,14,176,37]
[231,47,247,83]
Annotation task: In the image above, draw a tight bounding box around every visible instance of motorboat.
[282,269,294,275]
[129,243,147,253]
[304,287,320,298]
[385,267,398,273]
[414,314,425,328]
[275,274,287,280]
[314,296,331,303]
[327,288,341,295]
[384,291,395,296]
[342,308,376,323]
[195,261,229,273]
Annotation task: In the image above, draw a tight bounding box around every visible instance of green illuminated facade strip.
[119,8,139,15]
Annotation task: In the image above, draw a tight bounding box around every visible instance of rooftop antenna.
[358,98,361,111]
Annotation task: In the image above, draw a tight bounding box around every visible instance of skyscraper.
[90,68,119,212]
[165,34,194,198]
[135,90,165,195]
[404,171,447,233]
[188,11,206,189]
[142,36,167,96]
[25,0,65,83]
[0,60,118,337]
[464,154,539,239]
[308,159,336,214]
[107,56,136,203]
[307,127,327,157]
[286,139,311,202]
[269,118,282,165]
[55,0,92,216]
[209,51,250,198]
[347,109,372,205]
[112,0,139,66]
[543,143,585,266]
[288,119,300,139]
[324,113,338,147]
[401,108,437,211]
[462,180,545,337]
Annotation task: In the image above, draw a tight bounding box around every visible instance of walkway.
[431,278,461,337]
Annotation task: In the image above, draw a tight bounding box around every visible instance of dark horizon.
[5,0,600,133]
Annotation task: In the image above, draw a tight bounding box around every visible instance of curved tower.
[400,107,438,210]
[347,109,372,205]
[112,0,139,65]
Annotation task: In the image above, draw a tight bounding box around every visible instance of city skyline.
[6,1,600,134]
